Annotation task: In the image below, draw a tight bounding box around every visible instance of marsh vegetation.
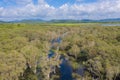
[0,23,120,80]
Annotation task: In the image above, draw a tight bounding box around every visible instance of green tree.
[19,63,37,80]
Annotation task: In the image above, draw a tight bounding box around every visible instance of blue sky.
[0,0,97,7]
[45,0,97,7]
[0,0,120,21]
[45,0,76,7]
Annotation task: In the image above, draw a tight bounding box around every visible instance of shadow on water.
[76,65,85,77]
[48,50,55,58]
[51,37,62,44]
[60,56,73,80]
[48,50,73,80]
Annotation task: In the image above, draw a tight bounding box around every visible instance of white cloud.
[2,0,32,5]
[56,0,120,19]
[0,7,4,12]
[0,0,120,21]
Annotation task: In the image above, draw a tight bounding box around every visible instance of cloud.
[2,0,32,5]
[0,0,55,21]
[56,0,120,19]
[0,0,120,21]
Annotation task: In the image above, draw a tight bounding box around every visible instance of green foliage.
[20,45,39,71]
[0,23,120,80]
[19,64,37,80]
[0,51,26,80]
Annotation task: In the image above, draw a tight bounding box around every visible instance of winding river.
[48,32,74,80]
[37,32,85,80]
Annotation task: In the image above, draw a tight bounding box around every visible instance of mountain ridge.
[1,18,120,23]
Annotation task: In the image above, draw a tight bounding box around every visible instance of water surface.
[102,23,120,26]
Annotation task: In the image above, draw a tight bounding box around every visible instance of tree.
[19,63,37,80]
[20,45,40,72]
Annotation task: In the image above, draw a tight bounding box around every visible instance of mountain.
[48,19,81,23]
[49,18,120,23]
[99,18,120,22]
[0,21,6,23]
[1,18,120,23]
[11,19,45,23]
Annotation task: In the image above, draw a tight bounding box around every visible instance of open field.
[0,23,120,80]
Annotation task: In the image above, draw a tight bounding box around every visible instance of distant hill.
[10,19,45,23]
[48,19,81,23]
[0,18,120,23]
[98,18,120,22]
[49,18,120,23]
[0,21,6,23]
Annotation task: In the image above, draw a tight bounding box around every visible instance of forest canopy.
[0,23,120,80]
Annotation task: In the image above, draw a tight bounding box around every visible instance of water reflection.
[60,58,73,80]
[102,24,120,26]
[76,65,85,77]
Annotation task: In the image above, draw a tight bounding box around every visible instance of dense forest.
[0,23,120,80]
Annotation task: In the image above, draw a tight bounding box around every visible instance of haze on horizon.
[0,0,120,21]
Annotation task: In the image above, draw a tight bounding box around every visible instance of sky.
[0,0,120,21]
